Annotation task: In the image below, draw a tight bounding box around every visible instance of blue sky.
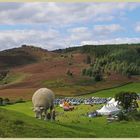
[0,2,140,51]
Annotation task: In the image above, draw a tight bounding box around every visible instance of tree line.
[0,97,25,106]
[81,44,140,80]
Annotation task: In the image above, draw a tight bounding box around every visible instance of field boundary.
[76,81,133,97]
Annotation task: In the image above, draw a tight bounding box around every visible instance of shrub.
[66,70,73,77]
[13,119,24,125]
[133,111,140,121]
[0,70,9,81]
[68,62,72,65]
[117,111,129,121]
[0,98,3,105]
[14,98,25,103]
[128,111,140,121]
[86,55,91,64]
[3,98,10,104]
[82,69,86,76]
[94,74,102,81]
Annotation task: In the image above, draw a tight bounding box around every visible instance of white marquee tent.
[97,104,120,115]
[107,98,119,107]
[107,98,115,104]
[97,98,120,115]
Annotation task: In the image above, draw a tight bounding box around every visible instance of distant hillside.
[80,44,140,78]
[55,43,140,77]
[54,43,140,54]
[0,43,140,99]
[0,45,54,69]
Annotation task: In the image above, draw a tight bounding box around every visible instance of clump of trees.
[81,44,140,80]
[90,57,139,76]
[0,97,25,106]
[115,91,139,121]
[0,97,10,105]
[14,98,25,103]
[86,55,91,64]
[82,68,102,82]
[115,91,139,112]
[0,70,9,81]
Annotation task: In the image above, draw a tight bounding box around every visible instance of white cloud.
[0,3,140,51]
[0,28,140,51]
[66,24,123,43]
[67,27,92,41]
[0,24,136,51]
[93,24,123,35]
[0,29,64,51]
[0,2,139,25]
[68,27,88,33]
[135,22,140,32]
[81,37,140,45]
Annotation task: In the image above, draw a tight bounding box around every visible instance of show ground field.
[0,82,140,138]
[0,101,140,138]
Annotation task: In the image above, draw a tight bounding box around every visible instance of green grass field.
[0,100,140,138]
[83,82,140,97]
[0,82,140,138]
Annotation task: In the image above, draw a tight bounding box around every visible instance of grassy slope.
[40,78,132,96]
[1,100,140,138]
[0,108,90,138]
[82,82,140,97]
[0,73,27,85]
[1,65,133,99]
[0,45,139,99]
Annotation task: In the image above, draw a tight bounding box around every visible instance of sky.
[0,2,140,51]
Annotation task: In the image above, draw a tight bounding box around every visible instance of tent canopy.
[108,98,115,104]
[97,102,120,115]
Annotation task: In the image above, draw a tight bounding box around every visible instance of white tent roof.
[107,97,119,107]
[108,98,115,104]
[114,101,118,107]
[97,104,120,115]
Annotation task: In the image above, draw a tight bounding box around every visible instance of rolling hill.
[0,45,56,69]
[0,44,140,100]
[0,44,139,138]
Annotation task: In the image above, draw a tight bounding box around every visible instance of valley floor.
[0,100,140,138]
[0,82,140,138]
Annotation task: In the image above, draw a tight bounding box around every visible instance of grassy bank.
[1,101,140,138]
[82,82,140,97]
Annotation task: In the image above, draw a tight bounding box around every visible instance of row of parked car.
[54,97,111,105]
[84,97,111,105]
[54,93,140,106]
